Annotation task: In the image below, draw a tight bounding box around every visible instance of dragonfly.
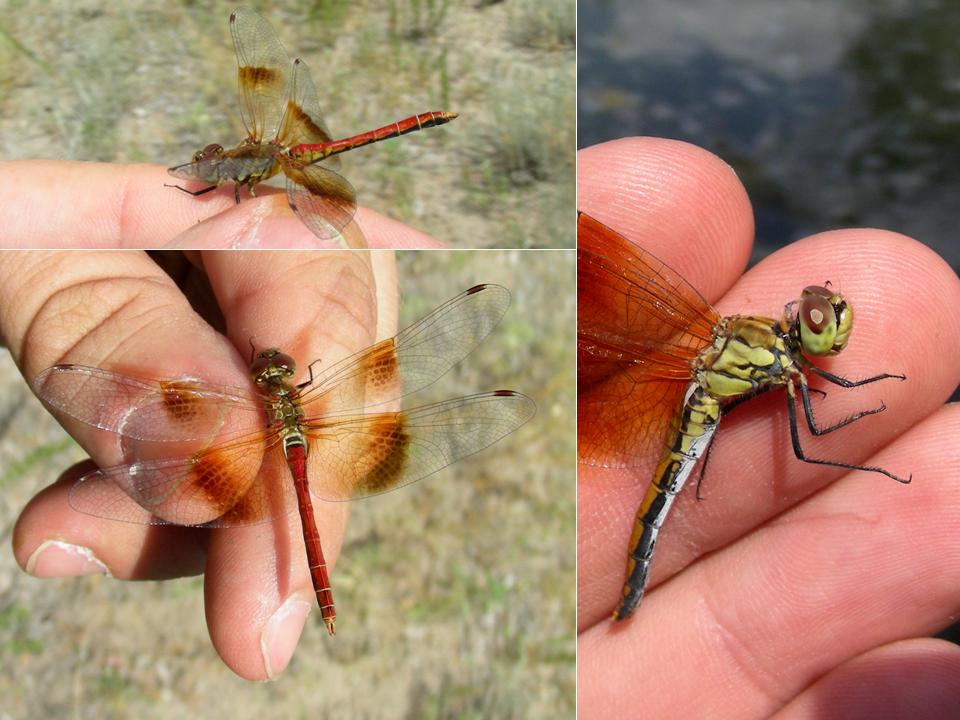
[167,7,457,248]
[32,284,535,635]
[577,212,910,622]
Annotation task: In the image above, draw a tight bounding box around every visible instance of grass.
[387,0,451,40]
[0,437,76,489]
[506,0,577,50]
[0,603,43,656]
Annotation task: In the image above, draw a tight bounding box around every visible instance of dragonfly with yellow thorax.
[577,212,911,621]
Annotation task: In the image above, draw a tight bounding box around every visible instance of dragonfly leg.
[694,441,713,501]
[808,364,906,387]
[296,358,323,389]
[799,377,888,437]
[786,382,911,484]
[165,183,218,197]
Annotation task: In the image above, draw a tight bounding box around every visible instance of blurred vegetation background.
[0,249,575,717]
[579,0,960,270]
[0,0,575,248]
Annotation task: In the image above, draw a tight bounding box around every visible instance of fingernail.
[25,540,110,577]
[260,596,311,679]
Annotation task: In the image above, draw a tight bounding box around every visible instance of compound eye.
[271,352,297,377]
[798,290,838,356]
[802,291,833,331]
[193,144,223,162]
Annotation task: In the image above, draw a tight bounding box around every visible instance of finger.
[577,136,754,302]
[12,461,208,580]
[2,251,243,589]
[579,227,960,628]
[195,251,396,679]
[163,195,444,250]
[579,403,960,719]
[0,251,248,467]
[0,161,446,249]
[352,208,447,249]
[0,162,216,248]
[773,639,960,720]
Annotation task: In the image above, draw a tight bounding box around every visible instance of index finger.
[0,161,446,249]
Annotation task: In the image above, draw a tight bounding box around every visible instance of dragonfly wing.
[305,391,535,501]
[578,212,719,385]
[279,159,358,243]
[578,213,721,469]
[579,374,693,470]
[276,57,340,170]
[230,7,292,142]
[298,283,514,414]
[32,365,262,442]
[68,432,293,527]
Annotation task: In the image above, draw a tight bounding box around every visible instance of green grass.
[0,438,76,489]
[0,603,43,656]
[507,0,577,50]
[386,0,451,39]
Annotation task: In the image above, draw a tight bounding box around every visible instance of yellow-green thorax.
[695,315,798,400]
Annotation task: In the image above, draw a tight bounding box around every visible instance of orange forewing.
[577,212,720,469]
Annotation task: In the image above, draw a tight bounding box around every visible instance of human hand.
[0,161,446,249]
[1,249,397,680]
[578,138,960,718]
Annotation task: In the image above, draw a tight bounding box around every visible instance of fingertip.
[259,595,312,680]
[578,136,754,303]
[12,461,207,581]
[353,207,448,248]
[23,539,110,577]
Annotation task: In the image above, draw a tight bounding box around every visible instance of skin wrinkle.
[233,260,371,367]
[0,255,39,344]
[696,575,787,713]
[22,291,113,367]
[19,275,222,413]
[115,167,136,247]
[23,280,150,367]
[104,301,198,365]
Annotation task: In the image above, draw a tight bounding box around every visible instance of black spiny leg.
[165,183,218,197]
[692,384,834,501]
[296,358,325,389]
[786,382,911,484]
[809,365,906,387]
[799,378,888,437]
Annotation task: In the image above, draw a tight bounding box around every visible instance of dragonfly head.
[192,143,224,164]
[168,144,226,181]
[793,285,853,356]
[251,348,297,387]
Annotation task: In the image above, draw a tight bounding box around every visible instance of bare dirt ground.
[0,249,575,717]
[0,0,575,248]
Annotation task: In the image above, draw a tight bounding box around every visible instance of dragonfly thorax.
[250,349,308,454]
[695,315,799,400]
[169,142,281,186]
